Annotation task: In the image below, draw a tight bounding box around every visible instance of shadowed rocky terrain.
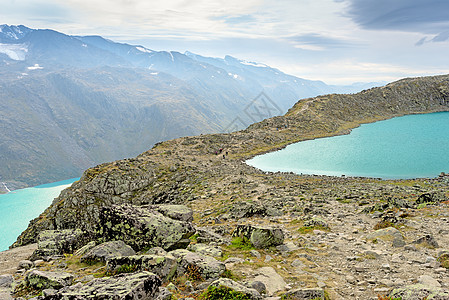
[1,74,449,299]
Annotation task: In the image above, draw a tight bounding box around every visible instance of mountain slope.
[0,24,383,188]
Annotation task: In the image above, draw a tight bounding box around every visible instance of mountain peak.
[0,24,33,41]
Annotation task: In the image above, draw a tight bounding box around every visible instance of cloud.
[287,33,358,51]
[342,0,449,32]
[0,0,75,26]
[341,0,449,44]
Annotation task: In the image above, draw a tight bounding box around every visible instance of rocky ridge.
[2,74,449,299]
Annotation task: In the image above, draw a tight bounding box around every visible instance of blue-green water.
[247,112,449,179]
[0,178,78,251]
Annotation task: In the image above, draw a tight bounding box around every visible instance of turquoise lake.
[0,178,78,251]
[247,112,449,179]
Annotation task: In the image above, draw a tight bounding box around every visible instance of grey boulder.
[80,240,136,264]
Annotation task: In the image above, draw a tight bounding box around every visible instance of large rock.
[25,270,74,290]
[188,243,223,257]
[251,267,286,296]
[106,254,177,282]
[80,240,136,264]
[389,284,449,300]
[233,225,284,249]
[30,229,87,260]
[194,227,226,244]
[169,249,225,279]
[96,204,195,251]
[151,204,193,222]
[366,227,405,247]
[416,191,446,205]
[208,278,262,300]
[38,271,161,299]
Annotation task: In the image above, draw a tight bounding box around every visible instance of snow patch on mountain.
[136,46,152,53]
[0,43,28,60]
[240,60,268,68]
[228,73,240,79]
[28,64,43,70]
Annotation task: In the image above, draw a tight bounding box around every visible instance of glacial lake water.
[247,112,449,179]
[0,178,78,251]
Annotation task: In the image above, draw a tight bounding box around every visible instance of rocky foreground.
[1,74,449,299]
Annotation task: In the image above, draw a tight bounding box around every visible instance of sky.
[2,0,449,84]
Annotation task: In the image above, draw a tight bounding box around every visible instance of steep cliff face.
[13,74,449,247]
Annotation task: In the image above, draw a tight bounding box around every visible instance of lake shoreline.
[247,111,449,180]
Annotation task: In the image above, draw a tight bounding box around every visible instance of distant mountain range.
[0,24,384,189]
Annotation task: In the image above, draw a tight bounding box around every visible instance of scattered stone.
[250,250,261,259]
[151,204,194,222]
[281,288,325,300]
[224,257,245,265]
[379,279,395,287]
[25,270,73,290]
[276,242,300,254]
[194,227,226,244]
[165,282,178,293]
[0,289,13,300]
[416,191,446,205]
[73,241,96,257]
[154,287,173,300]
[413,234,439,248]
[0,275,13,288]
[388,197,412,209]
[249,281,266,294]
[364,250,382,259]
[405,245,418,251]
[146,247,167,256]
[233,224,284,249]
[33,260,45,267]
[418,275,441,288]
[42,289,57,297]
[291,259,305,268]
[303,217,329,230]
[366,227,405,247]
[18,260,34,270]
[80,240,136,264]
[229,201,276,219]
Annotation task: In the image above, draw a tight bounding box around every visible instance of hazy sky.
[2,0,449,84]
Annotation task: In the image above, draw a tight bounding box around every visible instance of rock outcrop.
[36,271,161,299]
[96,204,195,251]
